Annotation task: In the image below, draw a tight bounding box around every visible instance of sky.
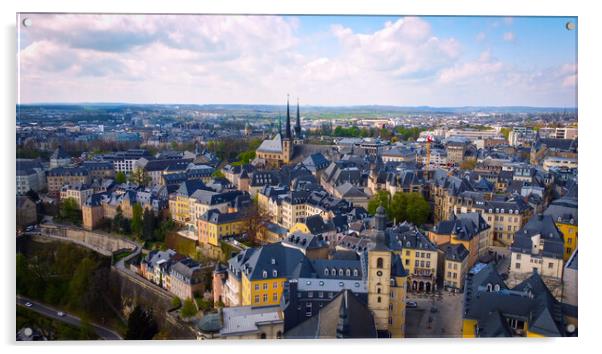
[17,14,577,107]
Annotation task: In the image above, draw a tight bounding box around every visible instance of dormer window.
[324,269,329,276]
[273,270,278,277]
[262,270,268,279]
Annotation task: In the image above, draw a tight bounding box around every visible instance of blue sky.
[18,14,577,107]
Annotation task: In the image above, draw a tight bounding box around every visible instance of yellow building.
[197,209,247,247]
[429,213,490,268]
[543,196,578,261]
[387,222,439,293]
[218,243,312,307]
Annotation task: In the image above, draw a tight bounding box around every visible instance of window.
[255,295,260,303]
[262,270,268,279]
[377,257,384,268]
[263,283,268,290]
[426,261,431,268]
[568,238,572,245]
[494,284,501,291]
[426,253,431,259]
[548,262,554,269]
[263,294,268,302]
[353,269,359,277]
[255,284,260,291]
[273,270,278,277]
[377,296,381,303]
[273,293,278,302]
[324,269,329,276]
[515,263,521,269]
[319,291,324,298]
[405,259,409,266]
[346,269,351,276]
[453,263,458,270]
[339,269,344,276]
[377,288,381,294]
[273,282,278,289]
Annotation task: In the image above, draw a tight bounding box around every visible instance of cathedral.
[255,96,304,167]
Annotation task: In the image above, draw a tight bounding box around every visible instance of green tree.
[500,127,511,140]
[131,203,143,239]
[180,298,198,318]
[115,171,127,184]
[129,167,150,186]
[58,198,82,225]
[171,297,181,309]
[211,169,225,178]
[67,257,96,309]
[404,192,431,225]
[367,191,391,216]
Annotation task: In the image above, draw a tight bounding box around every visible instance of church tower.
[282,95,293,164]
[294,97,302,141]
[367,205,393,334]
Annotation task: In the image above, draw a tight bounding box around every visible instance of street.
[16,295,122,340]
[405,290,463,338]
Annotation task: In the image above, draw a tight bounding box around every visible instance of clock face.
[376,270,383,277]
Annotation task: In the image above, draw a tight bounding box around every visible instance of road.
[405,290,463,338]
[17,295,123,340]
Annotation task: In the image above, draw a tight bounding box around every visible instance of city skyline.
[18,14,577,107]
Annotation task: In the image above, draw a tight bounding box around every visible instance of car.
[406,301,418,308]
[57,312,65,317]
[25,302,33,307]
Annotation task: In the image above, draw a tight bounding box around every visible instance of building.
[509,214,565,298]
[386,222,439,293]
[543,195,577,261]
[169,258,206,300]
[439,243,469,292]
[16,159,46,195]
[49,146,71,168]
[255,97,301,167]
[196,306,284,340]
[198,209,247,247]
[59,183,94,209]
[47,166,90,195]
[284,290,377,339]
[462,263,568,337]
[429,211,490,267]
[82,161,115,179]
[16,196,37,228]
[446,140,468,165]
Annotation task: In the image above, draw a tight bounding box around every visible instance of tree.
[67,257,96,309]
[241,198,272,245]
[58,197,82,225]
[129,167,150,186]
[171,297,181,309]
[125,306,159,340]
[211,169,225,178]
[404,192,431,225]
[115,171,127,184]
[142,208,156,242]
[180,298,197,318]
[131,203,143,239]
[367,191,391,216]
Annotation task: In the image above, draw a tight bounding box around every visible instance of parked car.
[57,312,65,317]
[25,302,32,307]
[406,301,418,308]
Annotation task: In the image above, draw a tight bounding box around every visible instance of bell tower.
[367,205,393,334]
[282,95,293,163]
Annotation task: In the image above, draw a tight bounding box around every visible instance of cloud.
[17,14,576,107]
[503,32,515,42]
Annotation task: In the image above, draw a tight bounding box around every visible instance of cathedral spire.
[295,97,301,138]
[285,94,292,139]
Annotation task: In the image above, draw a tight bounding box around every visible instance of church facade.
[256,97,303,168]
